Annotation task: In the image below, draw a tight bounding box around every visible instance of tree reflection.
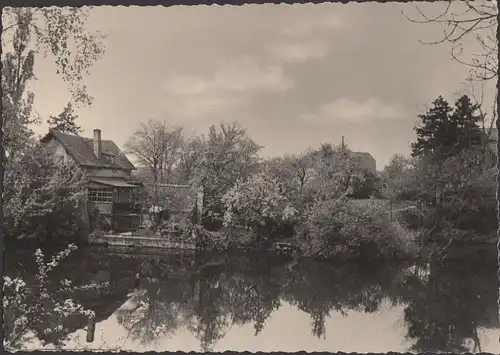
[281,259,405,339]
[8,247,499,352]
[400,256,498,353]
[114,254,197,345]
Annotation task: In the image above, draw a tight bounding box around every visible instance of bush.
[297,197,419,259]
[4,244,108,350]
[6,162,88,246]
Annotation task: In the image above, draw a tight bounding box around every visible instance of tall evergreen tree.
[47,102,82,135]
[411,96,455,159]
[412,95,484,160]
[449,95,483,152]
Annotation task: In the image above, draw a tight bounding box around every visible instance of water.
[5,245,500,353]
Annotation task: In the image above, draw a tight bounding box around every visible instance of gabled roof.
[353,151,376,161]
[40,129,136,170]
[486,127,498,142]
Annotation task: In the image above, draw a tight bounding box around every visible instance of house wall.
[44,137,76,165]
[88,201,113,215]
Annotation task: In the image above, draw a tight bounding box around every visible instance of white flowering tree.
[3,244,109,350]
[222,173,298,242]
[4,148,88,244]
[197,122,262,229]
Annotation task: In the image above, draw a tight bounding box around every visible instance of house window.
[103,153,116,164]
[116,188,132,203]
[55,155,65,165]
[88,187,114,202]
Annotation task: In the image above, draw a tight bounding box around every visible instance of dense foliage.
[411,95,484,160]
[46,103,83,135]
[2,8,104,246]
[382,95,496,248]
[127,122,412,257]
[124,92,495,258]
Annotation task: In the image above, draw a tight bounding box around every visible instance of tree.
[403,1,497,83]
[1,7,106,346]
[124,120,184,208]
[402,2,500,247]
[450,95,483,153]
[260,152,316,205]
[4,146,88,245]
[125,120,184,183]
[412,95,485,160]
[309,143,367,201]
[411,96,456,159]
[222,173,298,241]
[46,102,83,135]
[380,154,417,201]
[174,136,204,184]
[198,122,262,229]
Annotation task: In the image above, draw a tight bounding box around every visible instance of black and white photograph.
[1,1,500,353]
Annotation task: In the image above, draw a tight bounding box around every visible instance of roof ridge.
[43,129,136,171]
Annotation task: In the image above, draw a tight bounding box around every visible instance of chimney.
[93,129,102,158]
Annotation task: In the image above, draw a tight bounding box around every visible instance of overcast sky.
[25,3,496,169]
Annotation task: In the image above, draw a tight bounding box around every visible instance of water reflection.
[6,246,499,353]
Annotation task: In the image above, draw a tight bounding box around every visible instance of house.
[40,128,144,232]
[339,136,377,174]
[478,127,498,167]
[484,127,497,152]
[353,152,377,174]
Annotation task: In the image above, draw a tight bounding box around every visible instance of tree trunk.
[0,41,5,349]
[496,6,500,330]
[389,198,393,222]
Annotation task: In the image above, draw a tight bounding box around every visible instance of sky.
[14,3,497,169]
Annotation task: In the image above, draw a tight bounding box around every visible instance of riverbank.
[88,231,196,250]
[83,223,498,262]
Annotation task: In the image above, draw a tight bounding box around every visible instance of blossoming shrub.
[222,173,298,243]
[3,244,108,350]
[5,155,88,245]
[297,198,419,259]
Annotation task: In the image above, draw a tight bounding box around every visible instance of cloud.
[213,58,293,93]
[161,57,294,120]
[163,57,293,96]
[163,93,242,120]
[162,75,211,96]
[269,40,329,63]
[281,12,344,37]
[300,97,405,123]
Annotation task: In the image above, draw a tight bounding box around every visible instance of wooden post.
[196,185,204,226]
[419,199,424,227]
[86,313,96,343]
[193,277,201,303]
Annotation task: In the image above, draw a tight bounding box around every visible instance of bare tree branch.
[403,0,498,82]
